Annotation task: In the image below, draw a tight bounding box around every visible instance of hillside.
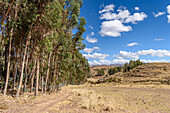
[89,63,170,85]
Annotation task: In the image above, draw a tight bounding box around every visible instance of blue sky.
[80,0,170,65]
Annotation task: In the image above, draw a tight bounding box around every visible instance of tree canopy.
[0,0,90,97]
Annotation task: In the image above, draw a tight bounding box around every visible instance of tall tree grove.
[0,0,90,97]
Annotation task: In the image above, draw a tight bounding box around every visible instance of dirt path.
[1,87,72,113]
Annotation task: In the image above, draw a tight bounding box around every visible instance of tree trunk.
[3,36,12,96]
[35,56,39,96]
[41,76,44,94]
[16,31,31,97]
[0,26,4,77]
[41,54,44,94]
[30,59,36,93]
[44,51,52,93]
[23,54,29,93]
[53,56,57,91]
[12,49,18,96]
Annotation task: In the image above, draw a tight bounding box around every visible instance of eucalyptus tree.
[0,0,90,97]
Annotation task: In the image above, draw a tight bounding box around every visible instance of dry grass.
[73,83,170,112]
[71,88,116,112]
[90,63,170,85]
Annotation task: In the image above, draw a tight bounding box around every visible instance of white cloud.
[85,37,98,43]
[99,8,147,24]
[83,53,109,59]
[117,51,139,59]
[127,42,138,47]
[135,7,140,11]
[83,47,100,54]
[89,59,129,65]
[117,6,126,12]
[140,59,170,63]
[167,5,170,23]
[99,5,147,37]
[99,4,115,14]
[124,12,148,24]
[152,12,165,17]
[99,20,132,37]
[85,32,98,43]
[89,25,94,30]
[116,49,170,59]
[100,10,130,20]
[91,32,94,36]
[89,59,170,65]
[167,5,170,14]
[167,15,170,23]
[154,39,164,41]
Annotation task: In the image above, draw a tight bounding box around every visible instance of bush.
[123,60,143,72]
[108,66,122,75]
[96,69,105,76]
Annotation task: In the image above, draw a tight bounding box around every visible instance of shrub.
[108,66,122,75]
[123,60,143,72]
[96,69,105,76]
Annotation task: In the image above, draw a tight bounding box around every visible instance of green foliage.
[96,69,105,76]
[123,60,143,72]
[0,0,90,96]
[108,66,122,75]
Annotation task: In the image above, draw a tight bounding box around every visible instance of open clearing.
[0,83,170,113]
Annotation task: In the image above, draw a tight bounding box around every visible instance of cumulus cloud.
[89,25,94,30]
[117,51,139,59]
[99,20,132,37]
[167,5,170,14]
[167,5,170,23]
[89,59,129,65]
[127,42,138,47]
[124,12,147,24]
[116,49,170,59]
[152,12,165,17]
[99,4,115,14]
[83,53,109,59]
[99,5,147,37]
[83,47,100,54]
[85,37,98,43]
[135,7,140,11]
[85,32,98,43]
[154,39,164,41]
[100,10,130,20]
[89,59,170,65]
[140,59,170,63]
[100,10,147,24]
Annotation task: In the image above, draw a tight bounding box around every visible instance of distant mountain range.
[90,64,123,67]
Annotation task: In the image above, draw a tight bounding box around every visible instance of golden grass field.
[0,83,170,113]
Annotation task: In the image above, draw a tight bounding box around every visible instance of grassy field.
[0,83,170,113]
